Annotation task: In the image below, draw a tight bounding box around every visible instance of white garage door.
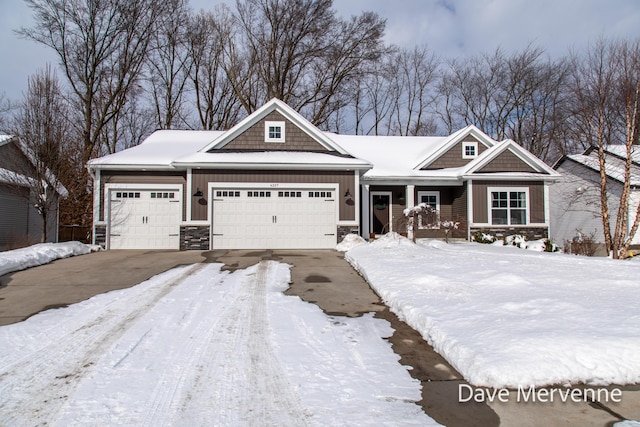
[109,190,182,249]
[212,187,336,249]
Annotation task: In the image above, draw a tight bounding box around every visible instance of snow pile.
[345,235,640,388]
[336,233,367,252]
[0,242,99,276]
[0,261,438,426]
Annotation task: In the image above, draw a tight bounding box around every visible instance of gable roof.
[413,125,495,170]
[87,100,555,181]
[463,139,558,177]
[200,98,350,155]
[0,134,69,196]
[88,130,223,169]
[561,146,640,186]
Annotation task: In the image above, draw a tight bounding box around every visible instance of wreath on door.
[374,199,388,210]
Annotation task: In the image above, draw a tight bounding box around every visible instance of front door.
[371,193,391,235]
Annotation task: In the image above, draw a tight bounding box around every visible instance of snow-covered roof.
[173,150,371,169]
[567,149,640,186]
[88,123,556,181]
[328,134,454,180]
[602,144,640,165]
[88,130,224,169]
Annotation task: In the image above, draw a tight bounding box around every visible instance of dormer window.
[265,121,285,143]
[463,141,478,159]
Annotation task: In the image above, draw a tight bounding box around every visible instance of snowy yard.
[0,260,437,426]
[345,234,640,389]
[0,241,99,276]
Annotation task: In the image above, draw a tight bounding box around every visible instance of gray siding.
[0,185,30,249]
[99,171,186,221]
[219,111,328,152]
[423,136,489,170]
[191,169,356,221]
[550,159,621,245]
[473,180,545,224]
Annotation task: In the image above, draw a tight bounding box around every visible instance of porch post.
[186,167,193,222]
[467,180,473,241]
[406,185,415,208]
[362,184,370,239]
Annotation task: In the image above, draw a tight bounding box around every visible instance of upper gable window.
[462,141,478,159]
[265,121,285,143]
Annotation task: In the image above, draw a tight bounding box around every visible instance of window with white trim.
[265,121,285,143]
[489,188,528,225]
[417,191,440,229]
[462,141,478,159]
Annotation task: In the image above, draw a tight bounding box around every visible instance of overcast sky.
[1,0,639,102]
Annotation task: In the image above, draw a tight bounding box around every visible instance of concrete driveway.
[0,250,207,325]
[0,249,637,426]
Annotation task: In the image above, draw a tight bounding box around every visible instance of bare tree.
[5,67,70,242]
[19,0,169,228]
[569,38,640,258]
[388,45,440,136]
[232,0,386,125]
[187,6,242,130]
[147,0,192,129]
[438,45,572,162]
[0,93,12,133]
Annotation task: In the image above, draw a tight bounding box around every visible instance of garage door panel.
[109,190,181,250]
[212,187,336,249]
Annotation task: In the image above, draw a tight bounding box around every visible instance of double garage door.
[212,187,337,249]
[108,185,337,250]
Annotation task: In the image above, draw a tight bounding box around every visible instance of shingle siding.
[219,111,328,152]
[478,150,538,173]
[423,136,488,170]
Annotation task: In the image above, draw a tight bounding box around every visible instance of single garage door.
[109,189,181,249]
[212,187,336,249]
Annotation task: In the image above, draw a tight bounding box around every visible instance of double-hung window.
[489,188,528,225]
[417,191,440,229]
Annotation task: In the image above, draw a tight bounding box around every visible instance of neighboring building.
[551,146,640,251]
[88,99,560,250]
[0,135,64,250]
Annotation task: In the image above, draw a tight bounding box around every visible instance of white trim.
[487,186,530,226]
[414,125,495,170]
[462,141,478,159]
[406,185,415,209]
[544,182,551,230]
[186,168,193,222]
[265,121,286,143]
[362,185,370,239]
[104,183,184,250]
[201,98,350,154]
[370,191,393,234]
[92,168,101,244]
[467,180,473,240]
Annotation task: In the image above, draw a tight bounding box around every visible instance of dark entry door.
[371,194,390,234]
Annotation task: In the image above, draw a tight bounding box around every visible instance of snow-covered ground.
[0,260,437,426]
[345,233,640,389]
[0,242,99,276]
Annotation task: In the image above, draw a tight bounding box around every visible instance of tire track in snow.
[0,263,206,427]
[145,261,308,426]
